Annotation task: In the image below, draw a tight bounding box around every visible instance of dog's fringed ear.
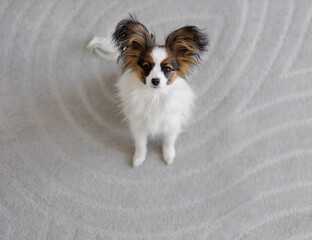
[165,26,208,77]
[112,15,155,71]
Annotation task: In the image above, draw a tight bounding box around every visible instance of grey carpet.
[1,0,312,239]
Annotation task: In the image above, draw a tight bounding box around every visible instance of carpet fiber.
[1,0,312,239]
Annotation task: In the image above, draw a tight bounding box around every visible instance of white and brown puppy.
[88,16,208,167]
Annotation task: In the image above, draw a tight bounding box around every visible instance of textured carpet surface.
[1,0,312,239]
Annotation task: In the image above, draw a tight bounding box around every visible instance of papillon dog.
[88,15,208,167]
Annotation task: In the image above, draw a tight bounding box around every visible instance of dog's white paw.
[132,150,146,168]
[163,145,175,165]
[133,156,145,168]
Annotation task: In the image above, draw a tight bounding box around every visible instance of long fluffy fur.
[116,70,195,136]
[112,15,155,72]
[165,26,209,77]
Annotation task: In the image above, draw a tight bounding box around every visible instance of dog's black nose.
[151,78,160,86]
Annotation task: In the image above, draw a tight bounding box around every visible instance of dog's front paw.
[162,145,175,165]
[132,150,146,168]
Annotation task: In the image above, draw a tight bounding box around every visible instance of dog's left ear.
[165,26,208,77]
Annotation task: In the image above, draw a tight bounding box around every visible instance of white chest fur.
[116,71,195,136]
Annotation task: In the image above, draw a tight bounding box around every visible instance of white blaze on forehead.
[151,47,167,69]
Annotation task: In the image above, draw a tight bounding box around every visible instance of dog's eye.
[163,67,172,74]
[142,64,150,71]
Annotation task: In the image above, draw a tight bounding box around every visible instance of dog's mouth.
[151,84,160,89]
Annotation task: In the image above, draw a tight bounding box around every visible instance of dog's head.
[113,15,208,89]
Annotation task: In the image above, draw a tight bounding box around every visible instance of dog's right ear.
[112,16,155,51]
[112,15,155,71]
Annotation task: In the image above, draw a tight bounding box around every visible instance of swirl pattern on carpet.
[1,0,312,239]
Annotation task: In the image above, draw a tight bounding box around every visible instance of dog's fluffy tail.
[87,36,119,61]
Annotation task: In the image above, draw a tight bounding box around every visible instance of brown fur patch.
[161,49,179,84]
[136,47,155,83]
[112,16,155,73]
[165,26,208,78]
[166,70,178,84]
